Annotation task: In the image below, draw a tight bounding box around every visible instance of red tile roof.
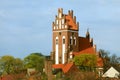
[73,47,103,67]
[52,63,74,73]
[52,64,64,69]
[73,47,96,56]
[97,57,103,67]
[62,63,73,73]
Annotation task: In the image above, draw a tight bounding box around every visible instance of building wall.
[44,59,53,80]
[51,8,93,65]
[52,8,80,64]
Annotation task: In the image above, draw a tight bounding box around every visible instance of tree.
[99,49,111,72]
[110,54,120,70]
[0,55,24,74]
[13,58,24,73]
[99,49,120,72]
[74,54,97,71]
[110,54,120,65]
[0,55,15,74]
[24,53,45,72]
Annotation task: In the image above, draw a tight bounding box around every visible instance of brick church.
[45,8,103,79]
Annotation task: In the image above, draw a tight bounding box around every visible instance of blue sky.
[0,0,120,58]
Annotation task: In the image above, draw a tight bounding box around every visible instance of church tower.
[51,8,79,64]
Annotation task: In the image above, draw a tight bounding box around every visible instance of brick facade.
[51,8,94,64]
[45,8,103,79]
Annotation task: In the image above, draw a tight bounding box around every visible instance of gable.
[103,67,120,78]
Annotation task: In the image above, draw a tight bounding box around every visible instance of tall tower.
[52,8,79,64]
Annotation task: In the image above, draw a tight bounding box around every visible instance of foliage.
[41,72,48,80]
[0,55,24,74]
[99,49,120,72]
[74,54,97,71]
[62,72,96,80]
[24,53,45,72]
[110,54,120,65]
[99,49,111,72]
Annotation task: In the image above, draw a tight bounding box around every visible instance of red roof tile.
[52,64,64,69]
[73,47,96,56]
[73,47,103,67]
[62,63,73,73]
[97,57,103,67]
[52,63,74,73]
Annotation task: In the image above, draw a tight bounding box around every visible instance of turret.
[86,28,90,40]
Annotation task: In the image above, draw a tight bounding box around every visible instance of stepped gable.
[65,15,78,30]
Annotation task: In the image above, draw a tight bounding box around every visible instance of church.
[45,8,103,79]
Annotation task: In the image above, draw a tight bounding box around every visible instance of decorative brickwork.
[45,8,103,80]
[51,8,95,65]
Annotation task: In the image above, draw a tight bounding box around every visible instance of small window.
[70,38,72,45]
[56,39,58,44]
[63,39,65,44]
[73,39,75,45]
[59,32,61,35]
[73,37,76,45]
[72,32,74,36]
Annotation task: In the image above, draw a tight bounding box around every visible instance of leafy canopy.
[24,53,45,72]
[74,54,97,70]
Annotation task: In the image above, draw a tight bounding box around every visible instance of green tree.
[0,55,15,74]
[24,53,44,72]
[13,58,24,73]
[0,55,24,74]
[74,54,97,71]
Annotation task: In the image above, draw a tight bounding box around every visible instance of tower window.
[70,38,72,45]
[56,39,58,44]
[73,39,75,45]
[63,39,65,44]
[59,32,61,35]
[72,32,74,36]
[73,37,76,45]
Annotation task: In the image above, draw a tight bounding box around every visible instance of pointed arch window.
[73,37,76,45]
[70,37,72,45]
[56,37,58,44]
[63,39,65,44]
[62,36,65,44]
